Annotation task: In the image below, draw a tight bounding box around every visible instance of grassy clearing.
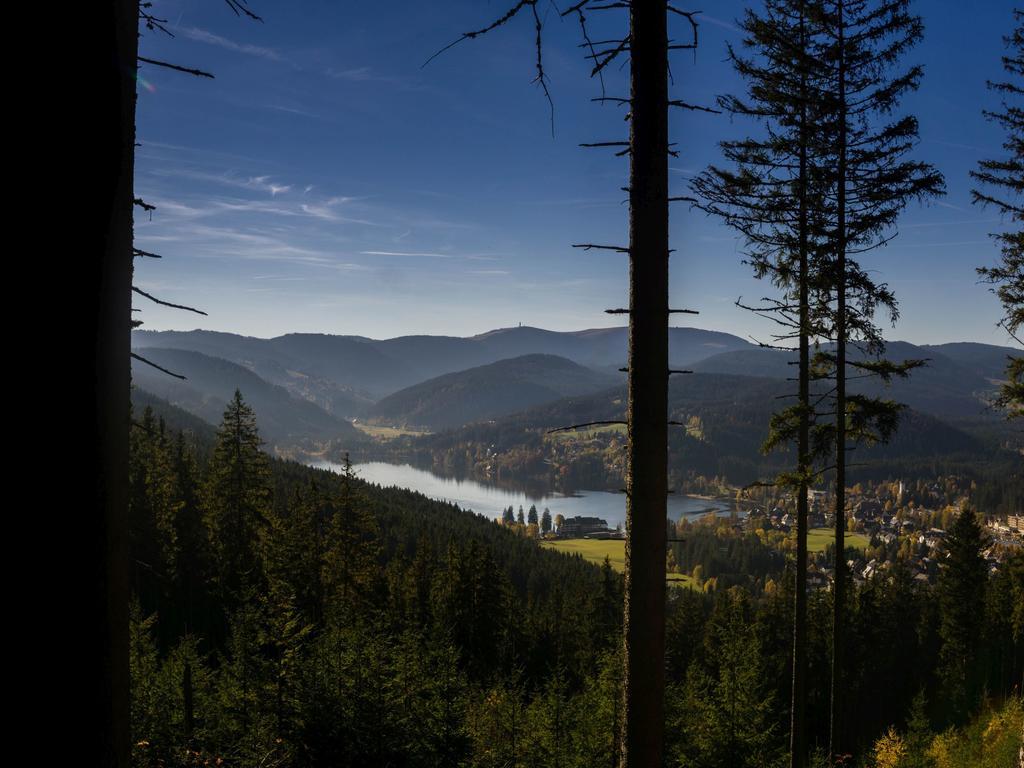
[352,422,430,439]
[541,539,697,589]
[806,527,871,552]
[542,539,627,570]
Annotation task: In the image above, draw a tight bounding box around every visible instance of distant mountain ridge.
[131,327,1019,448]
[132,325,752,402]
[693,339,1015,421]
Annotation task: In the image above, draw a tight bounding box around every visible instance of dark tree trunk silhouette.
[829,3,848,755]
[793,15,811,765]
[621,3,669,766]
[97,1,138,765]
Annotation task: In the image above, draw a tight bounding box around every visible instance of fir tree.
[203,390,272,609]
[937,508,988,725]
[324,453,381,623]
[693,4,832,763]
[670,588,779,768]
[972,9,1024,418]
[813,1,944,754]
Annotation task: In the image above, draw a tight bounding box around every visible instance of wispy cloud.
[327,66,403,84]
[904,218,998,229]
[182,27,285,62]
[895,240,991,249]
[697,14,741,34]
[266,104,321,119]
[928,139,986,153]
[361,250,497,261]
[148,168,292,196]
[139,223,371,272]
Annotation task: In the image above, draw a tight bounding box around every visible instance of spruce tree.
[692,4,831,764]
[972,9,1024,417]
[324,453,381,623]
[815,1,944,753]
[936,508,988,725]
[202,390,272,609]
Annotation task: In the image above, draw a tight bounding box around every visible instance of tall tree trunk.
[621,2,669,766]
[96,1,137,765]
[830,1,848,758]
[792,12,810,764]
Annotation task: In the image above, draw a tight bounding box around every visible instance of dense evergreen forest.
[129,393,1023,767]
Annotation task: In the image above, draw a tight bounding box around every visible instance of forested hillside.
[363,373,1022,510]
[128,394,1023,767]
[366,354,618,431]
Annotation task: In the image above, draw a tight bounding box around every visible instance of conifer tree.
[692,4,831,763]
[167,431,211,639]
[203,390,272,609]
[324,453,381,622]
[972,9,1024,417]
[670,588,779,768]
[937,508,988,725]
[815,1,944,753]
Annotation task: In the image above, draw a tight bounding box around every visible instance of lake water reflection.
[308,460,742,530]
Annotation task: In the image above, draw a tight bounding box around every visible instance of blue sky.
[133,0,1020,348]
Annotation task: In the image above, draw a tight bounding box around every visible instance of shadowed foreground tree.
[814,2,944,755]
[936,508,989,725]
[96,5,140,766]
[98,3,261,764]
[425,3,708,765]
[692,3,832,764]
[972,8,1024,418]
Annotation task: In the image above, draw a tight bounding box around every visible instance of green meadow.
[541,539,697,589]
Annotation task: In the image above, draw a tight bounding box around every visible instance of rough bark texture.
[830,2,848,757]
[621,2,669,766]
[792,29,810,765]
[97,1,137,765]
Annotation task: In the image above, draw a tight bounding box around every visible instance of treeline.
[130,394,1022,767]
[357,384,1022,512]
[128,393,621,767]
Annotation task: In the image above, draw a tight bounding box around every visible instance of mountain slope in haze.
[131,330,387,414]
[367,354,620,431]
[921,341,1021,381]
[133,325,752,399]
[131,388,218,445]
[131,347,365,446]
[692,340,1019,421]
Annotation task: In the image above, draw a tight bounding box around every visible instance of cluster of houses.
[747,487,1022,590]
[556,516,621,539]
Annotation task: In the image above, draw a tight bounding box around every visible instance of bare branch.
[131,352,187,380]
[137,56,215,79]
[132,286,208,316]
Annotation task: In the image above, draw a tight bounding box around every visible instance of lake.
[308,460,742,530]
